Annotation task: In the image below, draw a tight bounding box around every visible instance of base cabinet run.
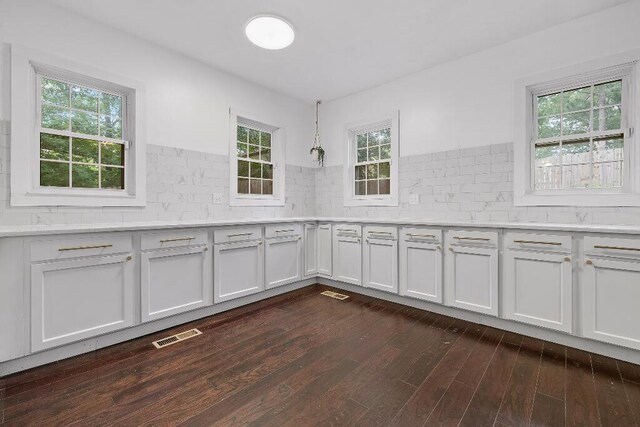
[445,230,499,316]
[31,253,135,352]
[304,223,318,276]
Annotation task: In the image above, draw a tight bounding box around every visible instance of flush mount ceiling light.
[245,15,295,50]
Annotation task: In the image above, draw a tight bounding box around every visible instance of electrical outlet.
[213,193,224,204]
[409,194,420,205]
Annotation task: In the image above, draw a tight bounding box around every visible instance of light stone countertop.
[1,217,640,237]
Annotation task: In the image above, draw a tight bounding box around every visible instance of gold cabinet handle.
[58,244,113,252]
[408,233,436,239]
[126,255,132,261]
[275,229,296,233]
[514,240,562,246]
[594,245,640,252]
[453,236,491,241]
[436,245,442,250]
[585,259,593,265]
[160,237,195,243]
[449,247,454,251]
[564,256,571,262]
[204,247,208,252]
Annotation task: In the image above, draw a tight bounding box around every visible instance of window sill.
[11,192,146,207]
[514,192,640,207]
[230,196,285,207]
[344,196,398,207]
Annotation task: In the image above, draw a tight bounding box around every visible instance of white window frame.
[343,112,399,207]
[514,50,640,207]
[10,45,146,207]
[229,109,285,207]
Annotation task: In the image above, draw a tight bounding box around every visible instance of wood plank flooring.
[1,284,640,426]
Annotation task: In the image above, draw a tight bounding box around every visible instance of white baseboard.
[317,277,640,365]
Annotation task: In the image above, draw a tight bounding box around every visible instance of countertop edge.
[2,217,640,237]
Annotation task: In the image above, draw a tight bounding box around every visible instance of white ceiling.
[51,0,630,103]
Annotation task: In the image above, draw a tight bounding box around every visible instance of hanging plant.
[310,100,325,167]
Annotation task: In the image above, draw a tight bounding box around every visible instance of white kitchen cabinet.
[503,233,573,333]
[399,228,443,303]
[141,245,212,323]
[265,226,303,289]
[332,224,362,286]
[581,236,640,350]
[445,230,499,316]
[31,252,135,352]
[363,226,398,293]
[317,223,332,277]
[214,239,264,303]
[304,223,318,276]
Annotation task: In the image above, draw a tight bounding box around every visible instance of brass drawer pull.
[160,237,195,243]
[453,236,491,241]
[408,233,436,239]
[513,240,562,246]
[594,245,640,252]
[275,229,296,233]
[58,244,113,252]
[227,232,253,238]
[585,259,593,265]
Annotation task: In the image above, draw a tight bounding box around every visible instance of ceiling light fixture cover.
[245,15,295,50]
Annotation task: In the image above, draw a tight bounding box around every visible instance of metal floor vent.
[320,290,350,300]
[152,328,202,349]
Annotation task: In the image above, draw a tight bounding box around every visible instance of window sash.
[352,126,392,198]
[36,74,129,192]
[236,124,275,196]
[530,75,630,193]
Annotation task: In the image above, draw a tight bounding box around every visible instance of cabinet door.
[503,250,572,332]
[304,224,318,276]
[214,240,264,303]
[364,238,398,293]
[317,224,332,277]
[266,236,303,289]
[445,246,498,316]
[399,239,442,303]
[582,257,640,350]
[31,254,135,352]
[141,246,212,322]
[332,235,362,286]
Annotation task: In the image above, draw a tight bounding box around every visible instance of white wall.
[0,0,315,166]
[320,1,640,166]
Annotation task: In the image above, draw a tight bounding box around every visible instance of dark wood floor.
[1,285,640,426]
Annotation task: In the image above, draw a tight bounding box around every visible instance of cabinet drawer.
[334,224,362,237]
[141,230,208,251]
[505,232,571,253]
[214,226,262,244]
[584,236,640,259]
[364,225,397,241]
[448,230,498,247]
[265,223,302,239]
[401,227,442,243]
[31,234,133,262]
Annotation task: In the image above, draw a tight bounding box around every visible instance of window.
[534,79,625,191]
[229,112,285,206]
[344,113,399,206]
[236,124,274,196]
[38,76,126,190]
[514,53,640,206]
[10,46,146,207]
